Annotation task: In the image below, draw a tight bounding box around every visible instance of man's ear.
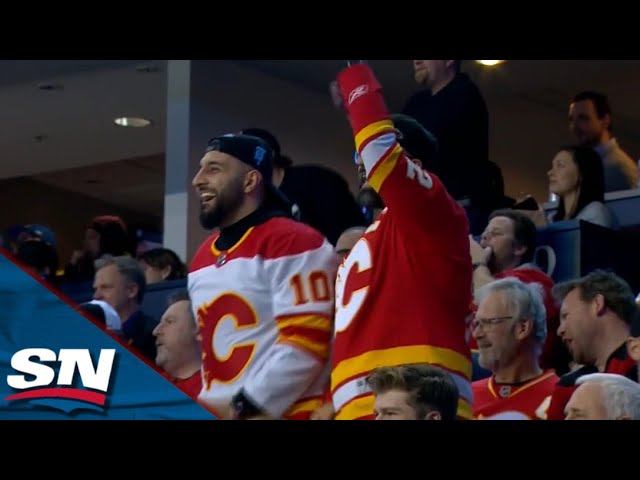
[126,282,139,302]
[444,60,457,70]
[593,293,607,317]
[513,243,527,260]
[244,170,261,194]
[161,265,172,280]
[627,336,640,362]
[515,318,534,341]
[410,157,422,168]
[424,410,442,420]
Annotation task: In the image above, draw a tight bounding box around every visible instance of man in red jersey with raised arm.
[328,61,473,420]
[189,133,339,420]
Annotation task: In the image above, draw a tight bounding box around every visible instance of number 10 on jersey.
[290,271,332,306]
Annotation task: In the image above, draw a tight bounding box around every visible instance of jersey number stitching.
[290,271,331,306]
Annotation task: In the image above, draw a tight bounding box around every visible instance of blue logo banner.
[0,253,215,420]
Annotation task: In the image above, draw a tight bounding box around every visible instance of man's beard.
[356,164,385,211]
[414,69,429,86]
[198,179,245,230]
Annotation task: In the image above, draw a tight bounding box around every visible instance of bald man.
[335,226,366,259]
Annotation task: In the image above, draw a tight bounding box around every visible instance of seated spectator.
[335,226,366,259]
[549,145,617,228]
[64,215,132,282]
[3,225,35,255]
[138,248,187,285]
[471,278,558,420]
[568,91,637,192]
[525,146,617,229]
[547,269,638,420]
[469,209,568,375]
[15,238,59,285]
[23,224,57,250]
[366,364,459,420]
[565,373,640,420]
[4,224,59,277]
[93,254,158,361]
[152,290,202,401]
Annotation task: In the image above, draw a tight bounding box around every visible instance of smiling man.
[471,278,558,420]
[188,133,339,420]
[547,270,638,420]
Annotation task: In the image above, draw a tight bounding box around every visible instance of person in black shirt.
[403,60,493,235]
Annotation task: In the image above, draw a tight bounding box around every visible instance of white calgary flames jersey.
[188,217,339,419]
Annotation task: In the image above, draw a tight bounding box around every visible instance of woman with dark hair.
[523,145,617,229]
[547,145,617,228]
[138,248,187,284]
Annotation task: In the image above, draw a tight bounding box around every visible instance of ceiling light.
[476,60,506,67]
[37,83,64,91]
[114,117,151,128]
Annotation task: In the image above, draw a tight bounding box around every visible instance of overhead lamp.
[114,116,151,128]
[476,60,506,67]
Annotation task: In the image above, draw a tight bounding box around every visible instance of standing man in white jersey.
[188,133,339,420]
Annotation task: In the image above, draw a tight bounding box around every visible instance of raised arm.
[334,62,468,234]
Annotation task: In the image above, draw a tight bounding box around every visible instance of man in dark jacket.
[403,60,492,234]
[92,254,158,361]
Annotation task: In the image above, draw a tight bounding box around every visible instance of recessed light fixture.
[37,83,64,91]
[476,60,506,67]
[114,117,151,128]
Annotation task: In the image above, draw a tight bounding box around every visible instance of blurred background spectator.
[137,248,187,285]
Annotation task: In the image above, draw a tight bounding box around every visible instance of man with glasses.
[468,209,567,377]
[471,277,558,420]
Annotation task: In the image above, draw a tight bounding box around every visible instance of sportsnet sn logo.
[5,348,117,413]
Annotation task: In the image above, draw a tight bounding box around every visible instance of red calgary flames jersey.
[473,370,558,420]
[330,63,473,420]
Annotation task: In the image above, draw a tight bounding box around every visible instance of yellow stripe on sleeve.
[368,144,403,191]
[354,119,395,150]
